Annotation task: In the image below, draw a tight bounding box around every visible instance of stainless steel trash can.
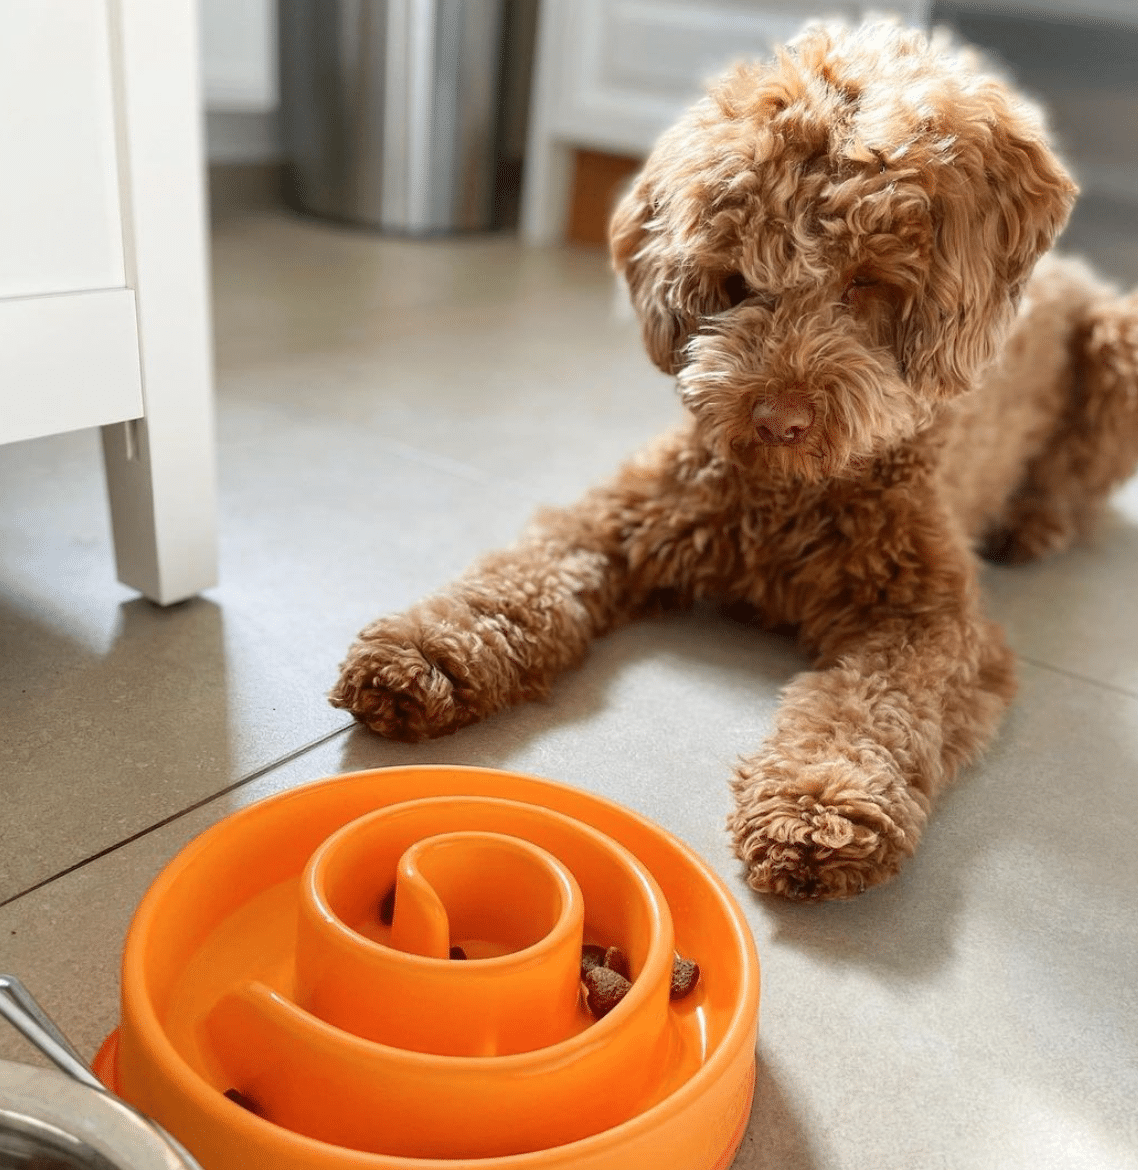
[280,0,519,234]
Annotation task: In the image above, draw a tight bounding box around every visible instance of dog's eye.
[722,273,775,311]
[842,273,879,303]
[723,272,752,308]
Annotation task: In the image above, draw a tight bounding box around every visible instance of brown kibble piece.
[378,885,396,925]
[223,1087,260,1114]
[584,965,632,1018]
[603,945,630,979]
[580,943,607,976]
[670,954,700,999]
[449,945,467,960]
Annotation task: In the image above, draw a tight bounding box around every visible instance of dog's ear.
[610,171,695,376]
[896,90,1077,400]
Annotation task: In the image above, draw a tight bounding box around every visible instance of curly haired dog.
[331,21,1138,900]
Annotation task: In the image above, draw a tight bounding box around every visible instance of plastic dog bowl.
[94,766,760,1170]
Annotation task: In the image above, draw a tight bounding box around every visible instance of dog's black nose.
[753,395,814,445]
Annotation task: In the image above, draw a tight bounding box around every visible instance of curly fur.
[331,21,1138,900]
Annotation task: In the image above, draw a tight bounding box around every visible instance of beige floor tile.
[3,659,1134,1170]
[983,474,1138,697]
[0,739,353,1069]
[2,203,1137,1170]
[211,215,682,503]
[0,220,675,903]
[0,429,347,899]
[737,660,1138,1170]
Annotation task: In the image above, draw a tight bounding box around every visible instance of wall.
[931,2,1138,208]
[199,0,281,163]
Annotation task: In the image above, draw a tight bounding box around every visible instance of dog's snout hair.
[679,295,928,481]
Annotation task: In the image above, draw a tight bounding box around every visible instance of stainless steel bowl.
[0,975,202,1169]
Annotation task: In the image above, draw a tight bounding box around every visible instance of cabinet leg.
[101,416,218,605]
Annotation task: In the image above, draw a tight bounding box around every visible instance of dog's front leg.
[330,430,715,741]
[329,512,625,740]
[729,600,1018,901]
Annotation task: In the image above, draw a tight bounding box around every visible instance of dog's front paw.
[330,611,502,741]
[728,751,929,901]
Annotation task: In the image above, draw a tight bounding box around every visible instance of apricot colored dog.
[332,22,1138,900]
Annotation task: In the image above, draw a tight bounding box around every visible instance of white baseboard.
[205,108,281,164]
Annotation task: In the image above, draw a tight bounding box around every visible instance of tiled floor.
[2,200,1137,1170]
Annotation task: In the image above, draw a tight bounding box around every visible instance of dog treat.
[584,965,632,1019]
[449,945,467,960]
[377,885,396,926]
[603,945,630,980]
[223,1087,261,1114]
[670,954,701,1000]
[580,943,607,976]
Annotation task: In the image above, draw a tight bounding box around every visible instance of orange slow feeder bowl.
[94,766,760,1169]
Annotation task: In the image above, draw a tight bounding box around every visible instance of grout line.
[6,655,1129,911]
[0,722,355,911]
[367,432,534,496]
[1017,654,1138,701]
[371,435,502,485]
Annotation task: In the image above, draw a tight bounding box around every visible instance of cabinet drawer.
[0,0,126,299]
[0,290,142,444]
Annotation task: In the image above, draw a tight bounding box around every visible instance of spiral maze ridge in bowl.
[95,767,760,1170]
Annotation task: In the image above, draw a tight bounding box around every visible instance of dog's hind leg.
[982,285,1138,564]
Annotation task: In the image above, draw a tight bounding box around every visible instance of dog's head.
[611,21,1076,482]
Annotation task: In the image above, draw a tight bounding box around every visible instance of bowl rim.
[113,764,761,1167]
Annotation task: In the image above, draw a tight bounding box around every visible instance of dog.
[330,21,1138,901]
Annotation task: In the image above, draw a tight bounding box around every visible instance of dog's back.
[936,254,1138,560]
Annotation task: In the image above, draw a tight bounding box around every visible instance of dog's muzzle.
[752,394,814,445]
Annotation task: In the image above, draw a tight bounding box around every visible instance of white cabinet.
[0,2,125,298]
[0,291,143,443]
[0,0,217,605]
[522,0,932,242]
[0,0,140,444]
